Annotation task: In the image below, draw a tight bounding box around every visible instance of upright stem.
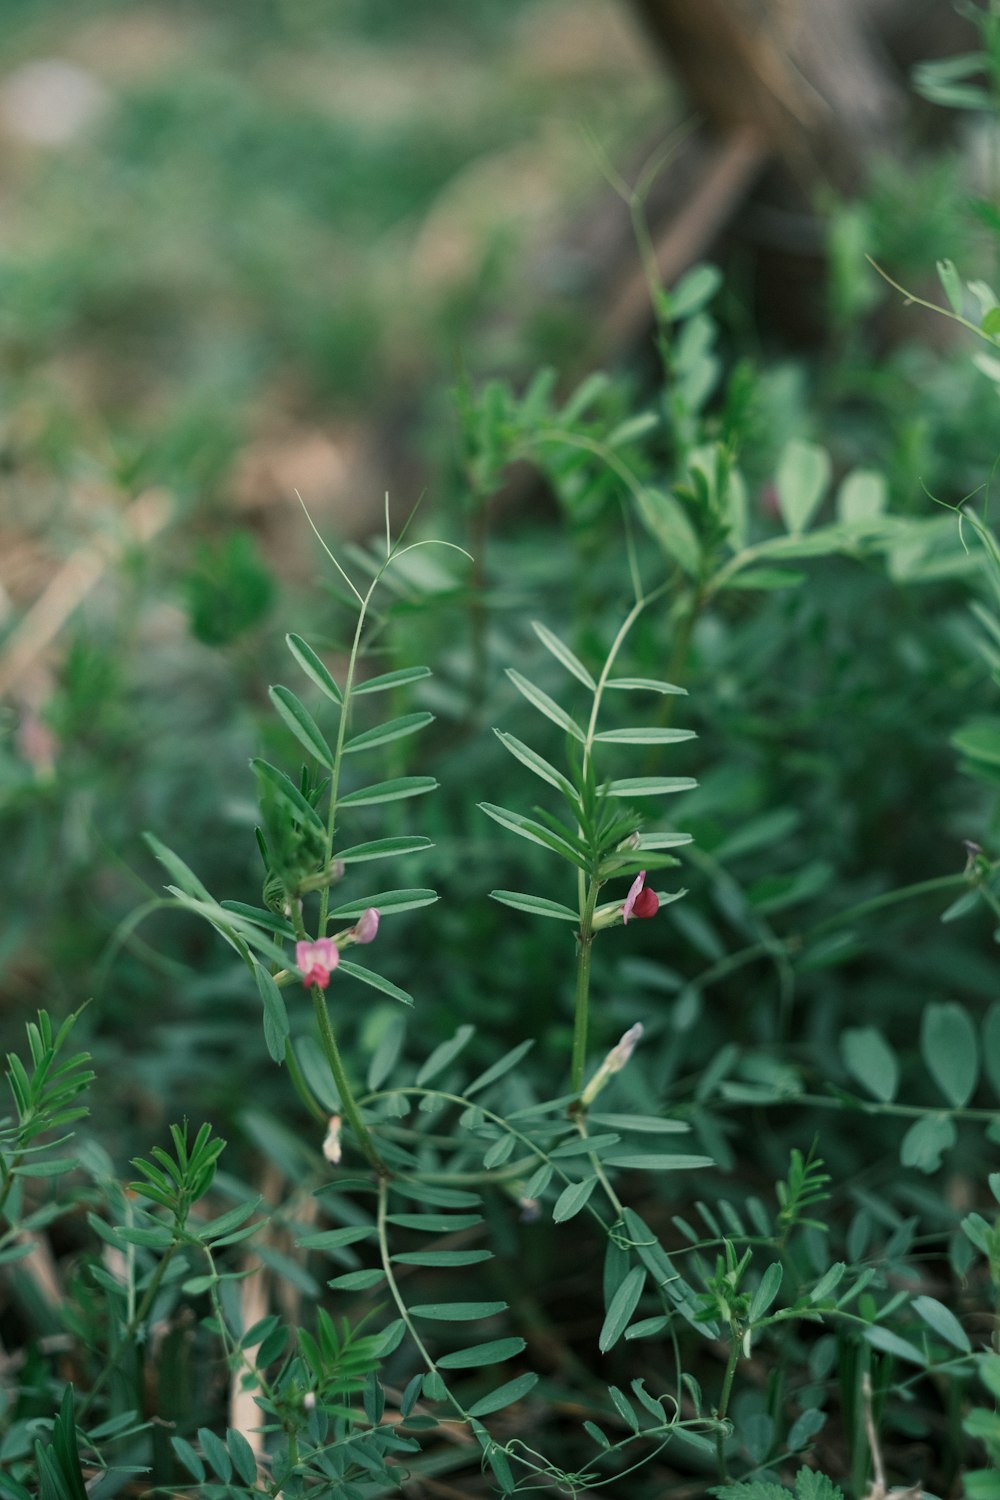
[715,1327,741,1480]
[571,878,599,1095]
[311,988,386,1176]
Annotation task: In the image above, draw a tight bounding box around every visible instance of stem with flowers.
[486,572,693,1099]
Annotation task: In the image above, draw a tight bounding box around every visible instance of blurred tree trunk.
[628,0,969,191]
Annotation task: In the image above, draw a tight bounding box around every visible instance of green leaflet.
[489,889,578,922]
[599,1265,646,1352]
[606,776,697,797]
[466,1371,539,1417]
[268,685,334,768]
[840,1027,898,1103]
[337,960,413,1007]
[144,832,214,903]
[437,1336,526,1369]
[339,775,438,806]
[391,1249,493,1268]
[416,1024,476,1086]
[605,676,686,694]
[410,1301,508,1321]
[343,711,434,754]
[353,665,431,695]
[493,729,577,801]
[593,727,696,745]
[531,620,595,689]
[775,438,831,533]
[285,633,343,704]
[479,802,588,868]
[253,961,289,1063]
[552,1177,598,1222]
[464,1039,535,1098]
[505,668,585,741]
[921,1001,978,1106]
[337,835,434,863]
[250,759,325,835]
[327,888,438,917]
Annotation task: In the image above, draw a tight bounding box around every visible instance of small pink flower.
[296,937,340,990]
[350,908,380,945]
[622,871,659,923]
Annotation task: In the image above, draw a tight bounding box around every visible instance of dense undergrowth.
[6,2,1000,1497]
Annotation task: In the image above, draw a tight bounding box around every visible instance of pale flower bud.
[322,1115,342,1165]
[607,1022,644,1074]
[579,1022,644,1109]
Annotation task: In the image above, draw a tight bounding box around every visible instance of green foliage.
[185,531,276,647]
[10,11,1000,1496]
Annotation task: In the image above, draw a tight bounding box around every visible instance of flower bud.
[351,907,380,945]
[322,1115,342,1165]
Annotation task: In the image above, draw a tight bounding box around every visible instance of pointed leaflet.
[416,1024,476,1086]
[505,669,585,741]
[337,835,434,864]
[392,1249,493,1267]
[337,961,413,1007]
[748,1262,783,1322]
[606,777,697,797]
[552,1177,599,1223]
[489,890,578,922]
[144,833,214,903]
[912,1294,971,1352]
[286,633,343,704]
[594,727,696,744]
[339,776,437,806]
[251,759,325,835]
[269,686,334,768]
[466,1372,539,1417]
[531,620,596,689]
[494,729,577,801]
[327,888,437,917]
[479,802,588,868]
[464,1039,535,1098]
[437,1337,525,1369]
[254,962,290,1063]
[606,676,686,695]
[599,1265,646,1352]
[410,1301,508,1321]
[343,712,434,754]
[354,665,431,695]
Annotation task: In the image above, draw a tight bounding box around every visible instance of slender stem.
[311,987,386,1176]
[284,1042,326,1124]
[571,879,599,1096]
[715,1328,741,1479]
[78,1244,178,1418]
[375,1178,469,1423]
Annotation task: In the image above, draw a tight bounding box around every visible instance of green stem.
[311,987,386,1176]
[284,1042,326,1124]
[715,1327,741,1480]
[571,878,599,1096]
[78,1243,179,1419]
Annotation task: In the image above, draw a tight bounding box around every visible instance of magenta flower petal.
[622,872,646,924]
[622,871,658,923]
[296,937,341,989]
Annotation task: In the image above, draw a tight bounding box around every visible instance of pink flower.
[350,908,380,945]
[296,937,340,990]
[622,871,659,923]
